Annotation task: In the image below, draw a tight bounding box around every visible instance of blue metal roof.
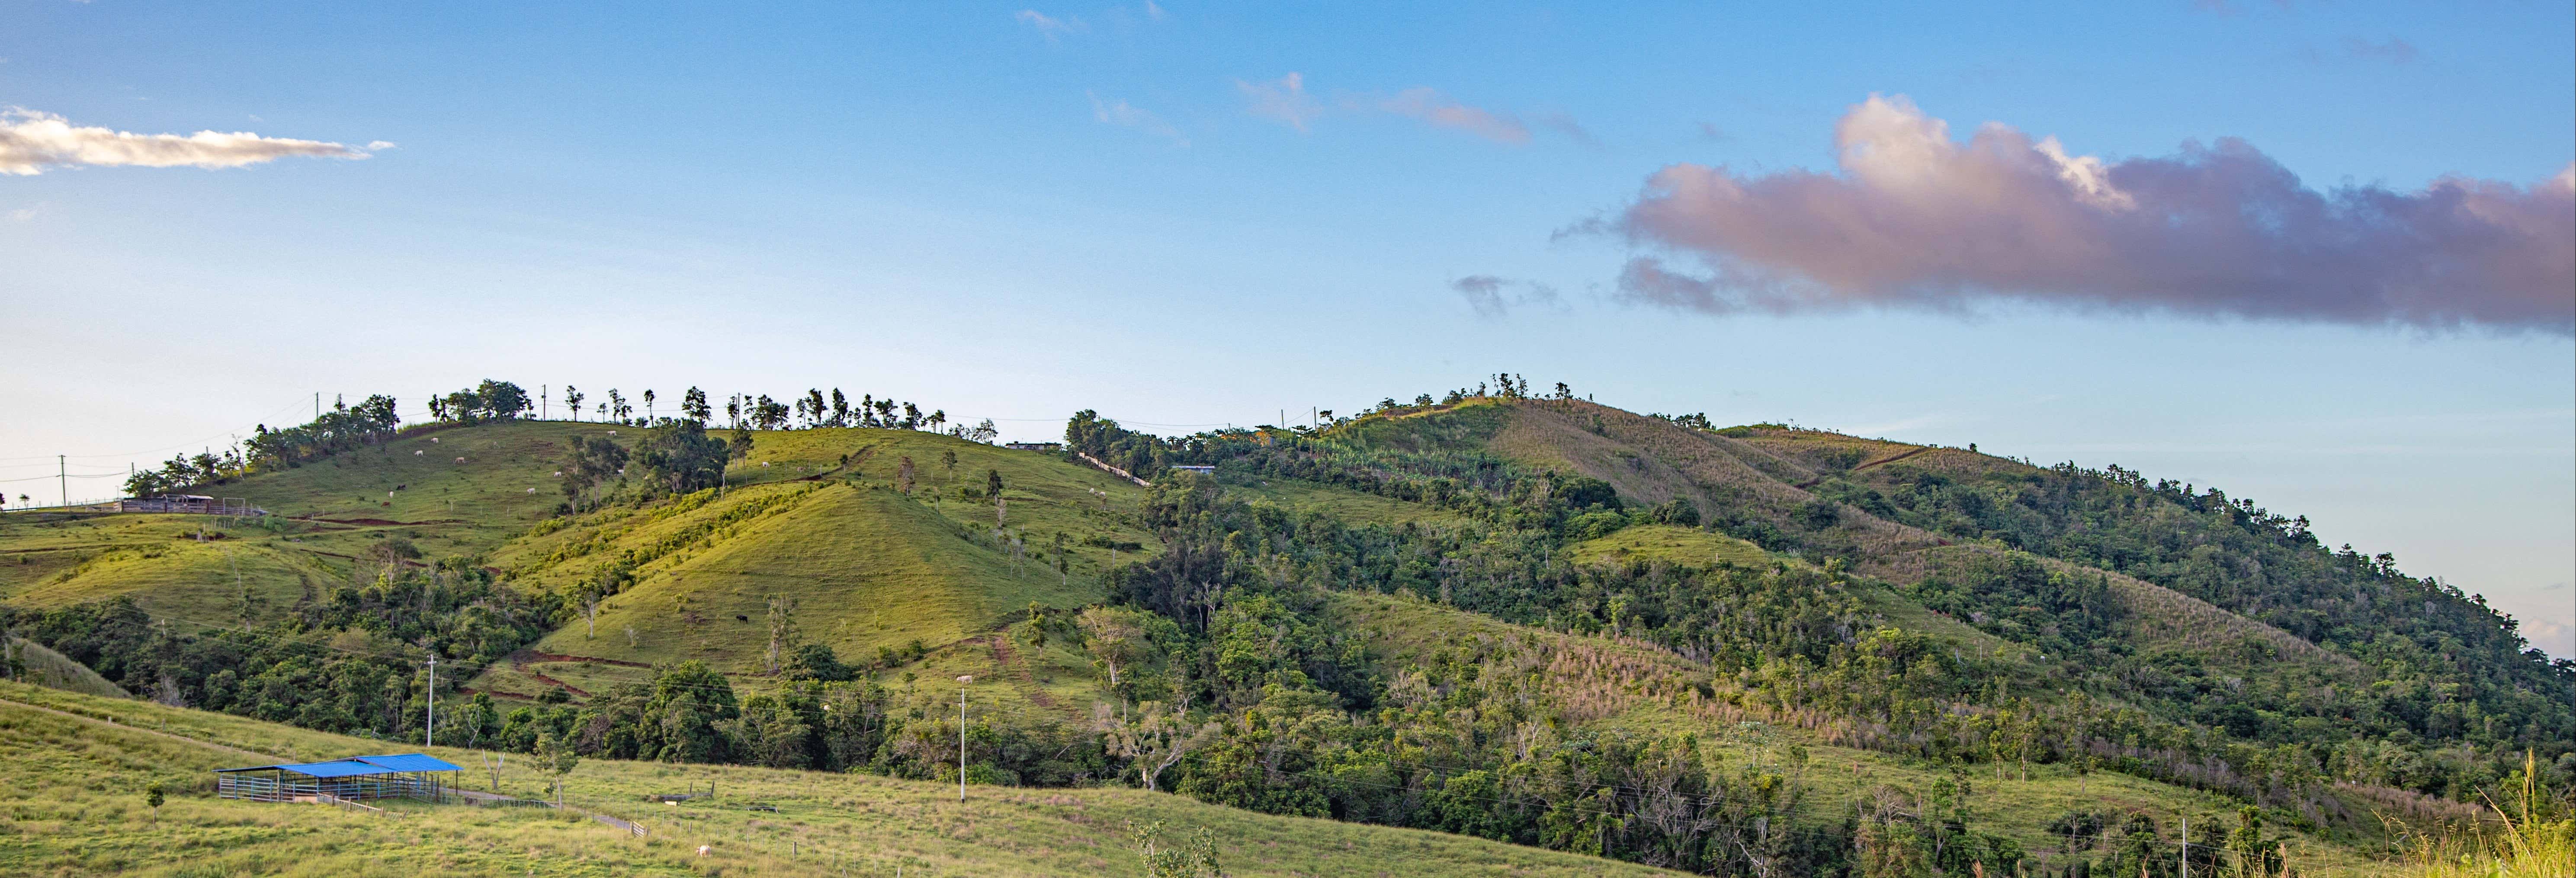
[213,754,458,776]
[350,753,463,772]
[212,759,396,778]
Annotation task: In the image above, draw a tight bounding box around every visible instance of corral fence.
[110,496,264,516]
[216,771,446,804]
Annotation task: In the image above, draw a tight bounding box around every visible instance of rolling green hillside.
[3,635,131,699]
[1319,400,2377,686]
[6,393,2566,877]
[468,425,1163,700]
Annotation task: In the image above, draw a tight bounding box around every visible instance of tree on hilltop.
[681,387,711,423]
[635,420,728,493]
[478,380,532,418]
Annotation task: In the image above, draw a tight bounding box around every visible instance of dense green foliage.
[1817,460,2576,794]
[2,557,555,737]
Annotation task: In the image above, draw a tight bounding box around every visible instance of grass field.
[1224,477,1467,529]
[0,515,326,628]
[462,424,1166,698]
[4,636,132,699]
[1565,523,1770,567]
[0,680,1683,877]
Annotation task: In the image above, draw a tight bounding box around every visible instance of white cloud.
[1377,88,1530,144]
[0,108,375,175]
[1236,77,1569,147]
[1236,73,1322,133]
[1144,0,1167,21]
[1016,9,1083,41]
[1087,91,1187,147]
[5,205,36,223]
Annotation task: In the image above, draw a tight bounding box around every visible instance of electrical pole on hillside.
[425,655,437,748]
[2179,813,2188,878]
[59,455,67,508]
[957,675,974,801]
[542,385,547,420]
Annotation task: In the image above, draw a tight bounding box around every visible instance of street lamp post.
[956,675,974,801]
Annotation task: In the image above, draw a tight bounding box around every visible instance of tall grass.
[2396,753,2573,878]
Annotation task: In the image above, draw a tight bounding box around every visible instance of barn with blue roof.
[213,753,463,804]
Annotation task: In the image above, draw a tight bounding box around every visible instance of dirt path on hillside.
[0,695,286,762]
[987,634,1058,709]
[1794,446,1934,488]
[519,650,653,669]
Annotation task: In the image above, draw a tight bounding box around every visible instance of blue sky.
[3,1,2570,655]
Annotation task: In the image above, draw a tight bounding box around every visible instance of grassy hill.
[468,425,1162,702]
[6,397,2563,877]
[0,679,1681,878]
[0,420,1161,709]
[4,635,131,699]
[1321,400,2367,689]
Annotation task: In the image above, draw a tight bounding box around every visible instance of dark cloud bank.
[1589,96,2575,334]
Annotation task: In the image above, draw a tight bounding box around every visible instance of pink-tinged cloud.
[1378,88,1529,144]
[1596,95,2576,333]
[0,108,377,175]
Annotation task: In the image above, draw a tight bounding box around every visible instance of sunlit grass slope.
[1227,476,1470,528]
[470,426,1162,699]
[1565,523,1768,567]
[0,515,321,625]
[0,681,1682,878]
[3,636,132,699]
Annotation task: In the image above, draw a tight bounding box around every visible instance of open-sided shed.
[214,753,462,804]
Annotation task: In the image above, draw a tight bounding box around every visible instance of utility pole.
[956,675,974,801]
[58,455,66,508]
[425,655,438,748]
[542,385,547,420]
[2179,813,2188,878]
[315,392,321,421]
